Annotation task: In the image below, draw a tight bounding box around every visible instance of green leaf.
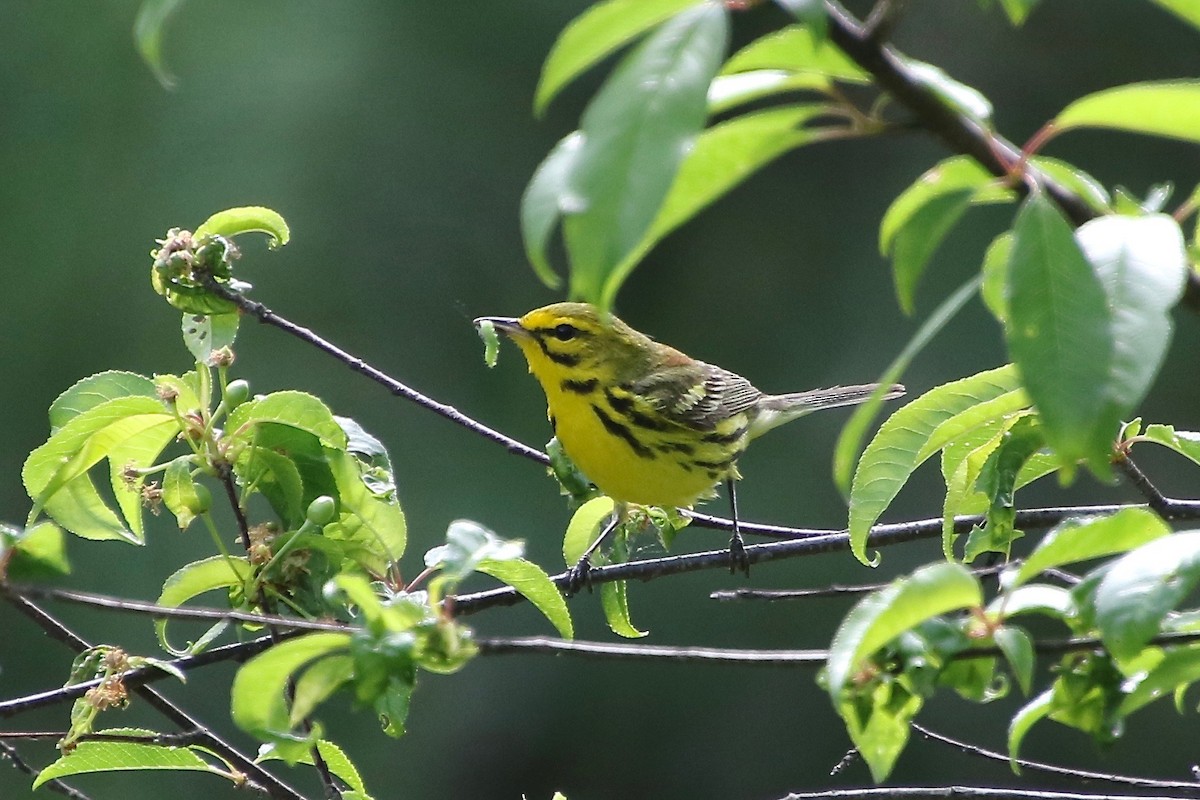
[601,105,827,304]
[425,520,522,584]
[1007,688,1054,770]
[48,371,156,431]
[260,739,370,798]
[1140,423,1200,466]
[288,655,355,724]
[181,312,239,364]
[1005,191,1113,479]
[1054,81,1200,144]
[1032,158,1110,214]
[773,0,827,38]
[1078,214,1188,444]
[2,521,70,580]
[994,626,1034,694]
[917,389,1031,464]
[1119,645,1200,716]
[880,157,1002,314]
[161,456,202,531]
[1149,0,1200,29]
[236,446,305,529]
[194,206,290,249]
[521,132,582,289]
[477,558,574,639]
[706,70,829,114]
[847,365,1019,563]
[826,562,982,700]
[905,59,993,125]
[838,679,923,782]
[155,555,252,655]
[225,391,348,450]
[1093,531,1200,662]
[601,578,647,638]
[231,633,351,740]
[327,449,407,570]
[1008,508,1170,589]
[996,0,1040,25]
[562,3,728,306]
[563,496,616,564]
[533,0,703,115]
[720,25,867,82]
[23,397,177,543]
[980,232,1012,323]
[133,0,185,89]
[989,584,1075,622]
[834,276,983,500]
[965,417,1044,561]
[34,727,221,789]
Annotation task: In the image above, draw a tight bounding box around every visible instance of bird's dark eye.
[552,323,579,341]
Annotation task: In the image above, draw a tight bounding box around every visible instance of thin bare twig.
[0,739,92,800]
[710,565,1006,601]
[912,723,1200,793]
[1114,454,1171,516]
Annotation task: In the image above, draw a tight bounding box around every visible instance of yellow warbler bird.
[476,302,903,574]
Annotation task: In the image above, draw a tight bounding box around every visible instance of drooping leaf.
[847,365,1020,564]
[1005,191,1113,479]
[194,206,290,249]
[521,132,583,289]
[1140,423,1200,466]
[601,577,647,638]
[1007,688,1054,770]
[533,0,704,115]
[230,633,352,740]
[826,562,982,700]
[477,558,573,639]
[994,625,1035,694]
[563,3,728,307]
[563,496,616,565]
[980,232,1012,323]
[720,25,867,82]
[161,456,203,531]
[155,555,253,655]
[1119,645,1200,716]
[133,0,186,89]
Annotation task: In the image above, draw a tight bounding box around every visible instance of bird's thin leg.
[565,506,623,595]
[727,479,750,576]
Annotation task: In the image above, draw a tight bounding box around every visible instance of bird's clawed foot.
[728,531,750,577]
[564,556,595,596]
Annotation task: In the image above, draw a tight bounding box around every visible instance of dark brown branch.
[202,277,548,463]
[476,636,827,664]
[781,788,1195,800]
[821,0,1200,310]
[1,594,305,800]
[912,723,1200,793]
[710,564,1006,601]
[0,739,92,800]
[1114,454,1171,516]
[450,501,1200,616]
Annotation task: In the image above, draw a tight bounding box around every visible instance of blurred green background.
[2,1,1199,798]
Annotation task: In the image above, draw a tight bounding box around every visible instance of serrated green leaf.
[965,417,1044,561]
[48,371,156,431]
[1008,508,1169,589]
[601,578,647,638]
[533,0,703,114]
[564,496,616,565]
[563,3,728,308]
[1005,191,1113,478]
[1054,81,1200,144]
[327,449,407,569]
[236,446,305,529]
[1094,531,1200,662]
[260,739,370,798]
[4,521,70,580]
[720,24,867,82]
[133,0,185,89]
[827,562,982,700]
[1140,423,1200,466]
[1119,645,1200,716]
[194,206,290,249]
[917,389,1031,464]
[225,391,348,450]
[477,558,573,639]
[155,555,252,655]
[33,727,220,789]
[231,633,351,739]
[834,276,983,502]
[1007,688,1054,771]
[847,365,1019,564]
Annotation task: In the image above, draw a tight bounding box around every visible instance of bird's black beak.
[473,316,528,339]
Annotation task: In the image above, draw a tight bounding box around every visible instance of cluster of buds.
[151,227,241,288]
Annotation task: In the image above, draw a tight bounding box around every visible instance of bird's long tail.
[750,383,906,437]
